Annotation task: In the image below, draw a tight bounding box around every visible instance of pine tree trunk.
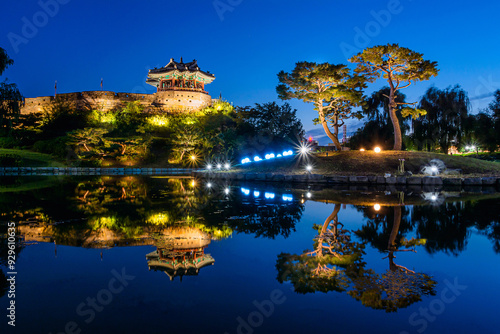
[388,206,402,271]
[319,109,342,150]
[389,90,403,150]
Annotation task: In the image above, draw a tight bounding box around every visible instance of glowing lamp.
[360,148,365,152]
[374,204,381,211]
[306,165,313,172]
[265,192,275,199]
[374,147,382,153]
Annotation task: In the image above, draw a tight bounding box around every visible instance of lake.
[0,176,499,334]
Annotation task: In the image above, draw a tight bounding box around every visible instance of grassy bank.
[236,151,500,176]
[0,149,66,167]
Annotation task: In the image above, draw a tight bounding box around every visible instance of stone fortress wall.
[21,89,213,114]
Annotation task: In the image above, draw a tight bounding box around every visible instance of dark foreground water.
[0,176,499,334]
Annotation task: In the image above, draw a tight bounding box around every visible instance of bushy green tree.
[40,101,91,137]
[413,85,470,153]
[0,47,13,75]
[0,47,22,134]
[489,90,500,147]
[241,102,304,148]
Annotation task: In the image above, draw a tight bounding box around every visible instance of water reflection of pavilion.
[146,226,215,281]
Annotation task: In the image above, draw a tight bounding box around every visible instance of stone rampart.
[21,90,211,114]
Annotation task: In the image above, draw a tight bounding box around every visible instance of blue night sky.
[1,0,499,139]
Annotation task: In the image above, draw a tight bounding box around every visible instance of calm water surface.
[0,176,499,334]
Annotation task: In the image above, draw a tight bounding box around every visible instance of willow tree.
[349,44,439,150]
[277,62,365,150]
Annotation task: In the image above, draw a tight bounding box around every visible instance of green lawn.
[0,148,66,167]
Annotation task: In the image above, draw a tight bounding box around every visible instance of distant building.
[21,58,216,114]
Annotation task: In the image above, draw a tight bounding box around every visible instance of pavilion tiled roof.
[148,57,215,79]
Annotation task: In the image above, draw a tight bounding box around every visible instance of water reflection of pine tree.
[277,205,437,312]
[349,206,437,312]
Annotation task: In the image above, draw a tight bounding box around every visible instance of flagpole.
[101,78,103,91]
[54,80,57,98]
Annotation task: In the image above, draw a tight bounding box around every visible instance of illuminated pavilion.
[146,58,215,93]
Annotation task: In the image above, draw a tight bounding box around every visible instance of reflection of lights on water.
[253,191,260,197]
[265,192,275,199]
[374,204,381,211]
[282,194,293,202]
[374,147,382,153]
[306,165,313,172]
[422,192,444,205]
[241,188,250,196]
[306,192,312,198]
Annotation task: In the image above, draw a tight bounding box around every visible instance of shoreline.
[194,170,500,188]
[1,166,499,188]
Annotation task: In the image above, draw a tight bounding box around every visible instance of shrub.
[32,136,69,158]
[0,153,22,166]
